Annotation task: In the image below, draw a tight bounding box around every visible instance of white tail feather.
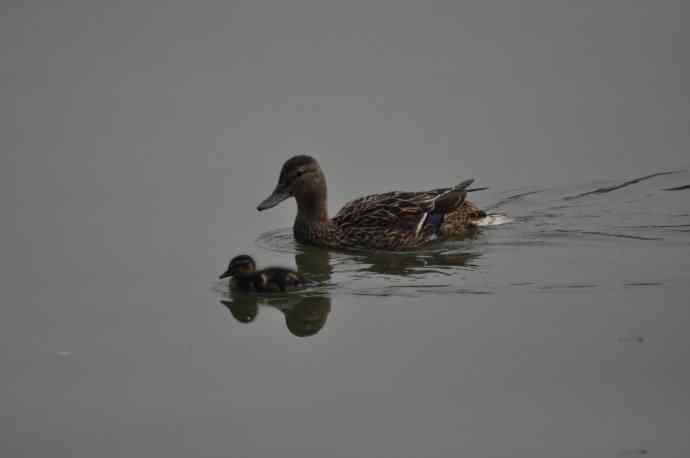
[475,214,513,226]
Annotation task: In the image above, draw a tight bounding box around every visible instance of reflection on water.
[218,240,485,336]
[219,247,333,337]
[220,294,331,338]
[221,169,690,338]
[350,249,481,276]
[220,298,258,323]
[256,226,484,275]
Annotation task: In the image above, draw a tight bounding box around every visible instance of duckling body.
[257,155,487,250]
[219,255,308,292]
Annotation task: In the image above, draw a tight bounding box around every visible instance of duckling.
[219,255,308,292]
[257,155,488,250]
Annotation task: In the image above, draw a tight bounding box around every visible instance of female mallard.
[219,255,308,292]
[257,155,487,250]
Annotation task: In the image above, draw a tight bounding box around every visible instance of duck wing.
[333,180,476,234]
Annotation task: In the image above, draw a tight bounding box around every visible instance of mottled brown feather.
[260,155,487,250]
[299,188,486,250]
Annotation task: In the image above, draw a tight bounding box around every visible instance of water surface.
[212,171,690,457]
[3,2,690,457]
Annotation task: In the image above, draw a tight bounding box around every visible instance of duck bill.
[219,269,233,279]
[257,188,290,211]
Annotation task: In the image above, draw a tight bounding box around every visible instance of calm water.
[6,172,690,458]
[4,2,690,457]
[219,172,690,458]
[11,168,690,458]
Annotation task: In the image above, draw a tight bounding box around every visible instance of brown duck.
[257,155,487,250]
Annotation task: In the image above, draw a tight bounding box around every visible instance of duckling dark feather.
[220,255,308,292]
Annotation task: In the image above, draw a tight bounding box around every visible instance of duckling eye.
[295,169,305,178]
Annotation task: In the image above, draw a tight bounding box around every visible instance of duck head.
[219,254,257,279]
[257,155,327,218]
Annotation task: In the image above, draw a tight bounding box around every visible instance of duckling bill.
[220,255,308,292]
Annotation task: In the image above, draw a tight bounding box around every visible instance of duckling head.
[219,255,256,279]
[257,155,327,212]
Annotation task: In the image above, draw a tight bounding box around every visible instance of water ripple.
[563,170,681,200]
[664,184,690,191]
[246,168,687,308]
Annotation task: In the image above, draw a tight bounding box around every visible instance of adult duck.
[257,155,487,250]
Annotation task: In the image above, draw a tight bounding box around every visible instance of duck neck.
[295,187,329,226]
[293,188,332,244]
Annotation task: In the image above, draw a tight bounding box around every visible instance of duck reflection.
[351,250,481,276]
[282,294,331,337]
[221,296,259,323]
[220,247,332,337]
[219,242,483,335]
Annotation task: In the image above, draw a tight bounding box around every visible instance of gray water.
[3,2,690,457]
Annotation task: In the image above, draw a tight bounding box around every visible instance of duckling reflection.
[219,249,333,338]
[220,297,258,323]
[220,293,331,337]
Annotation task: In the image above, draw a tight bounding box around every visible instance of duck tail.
[452,179,475,192]
[435,179,487,211]
[466,186,489,193]
[454,180,490,194]
[415,179,488,237]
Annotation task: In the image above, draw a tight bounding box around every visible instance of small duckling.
[219,255,308,292]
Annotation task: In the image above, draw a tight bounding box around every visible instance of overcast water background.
[3,1,690,457]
